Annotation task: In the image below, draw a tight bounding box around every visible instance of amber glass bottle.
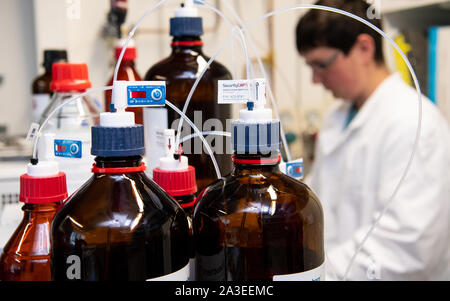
[105,40,143,124]
[31,50,67,122]
[193,109,325,281]
[144,12,233,193]
[51,115,190,281]
[0,204,59,281]
[0,162,67,281]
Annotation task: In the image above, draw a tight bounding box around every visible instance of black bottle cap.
[43,50,68,71]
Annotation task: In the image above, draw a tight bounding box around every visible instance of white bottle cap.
[159,155,189,171]
[100,111,135,127]
[30,133,59,177]
[112,80,130,112]
[158,129,189,171]
[239,107,273,123]
[175,0,198,17]
[27,161,59,177]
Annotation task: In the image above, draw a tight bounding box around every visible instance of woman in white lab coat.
[296,0,450,280]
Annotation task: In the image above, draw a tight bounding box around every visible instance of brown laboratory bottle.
[193,110,325,281]
[144,8,233,193]
[51,120,190,281]
[105,39,143,124]
[31,50,67,122]
[0,164,68,281]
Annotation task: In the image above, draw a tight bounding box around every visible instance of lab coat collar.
[320,73,400,156]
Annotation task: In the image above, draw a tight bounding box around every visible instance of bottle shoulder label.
[273,261,325,281]
[146,263,190,281]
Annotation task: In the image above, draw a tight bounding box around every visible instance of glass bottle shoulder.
[32,73,52,94]
[194,169,323,223]
[1,205,56,258]
[52,172,184,236]
[144,50,231,82]
[40,90,101,132]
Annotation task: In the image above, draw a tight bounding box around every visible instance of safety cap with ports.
[153,129,197,197]
[21,134,68,204]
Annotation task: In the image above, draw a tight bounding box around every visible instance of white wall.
[0,0,37,135]
[2,0,333,160]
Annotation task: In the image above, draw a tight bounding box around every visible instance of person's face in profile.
[302,34,374,102]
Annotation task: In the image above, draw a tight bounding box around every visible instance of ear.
[354,34,376,65]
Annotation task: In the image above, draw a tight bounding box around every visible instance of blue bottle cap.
[232,120,282,155]
[170,17,203,37]
[91,125,145,157]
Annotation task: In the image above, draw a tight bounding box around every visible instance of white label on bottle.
[32,93,51,122]
[26,122,40,142]
[146,263,190,281]
[218,79,265,104]
[273,261,325,281]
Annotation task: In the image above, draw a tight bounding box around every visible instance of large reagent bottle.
[144,0,233,193]
[193,99,325,281]
[0,134,68,281]
[51,109,190,281]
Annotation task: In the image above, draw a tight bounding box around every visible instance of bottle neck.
[232,151,281,174]
[94,156,143,170]
[22,203,59,219]
[116,59,136,68]
[53,91,86,99]
[44,66,52,76]
[174,194,196,216]
[171,36,203,53]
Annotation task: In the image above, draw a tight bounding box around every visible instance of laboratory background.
[0,0,449,282]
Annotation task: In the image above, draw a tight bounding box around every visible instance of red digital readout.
[130,91,146,98]
[56,145,67,152]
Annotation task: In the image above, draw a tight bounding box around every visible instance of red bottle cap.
[50,63,92,92]
[153,166,197,197]
[19,172,68,204]
[115,45,137,61]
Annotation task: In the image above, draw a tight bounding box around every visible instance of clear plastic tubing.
[216,0,294,162]
[32,86,113,160]
[31,87,221,180]
[242,4,423,281]
[175,0,253,147]
[174,0,293,162]
[166,100,222,179]
[179,131,231,144]
[111,0,254,157]
[116,3,423,279]
[35,1,422,280]
[113,0,170,83]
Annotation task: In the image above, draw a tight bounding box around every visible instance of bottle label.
[26,123,40,142]
[273,261,325,281]
[32,93,51,122]
[146,263,190,281]
[54,139,82,159]
[218,79,265,104]
[127,84,166,107]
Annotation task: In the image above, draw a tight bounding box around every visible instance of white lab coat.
[309,74,450,281]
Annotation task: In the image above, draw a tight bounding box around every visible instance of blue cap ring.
[91,125,145,157]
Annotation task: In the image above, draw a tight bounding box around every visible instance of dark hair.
[296,0,385,64]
